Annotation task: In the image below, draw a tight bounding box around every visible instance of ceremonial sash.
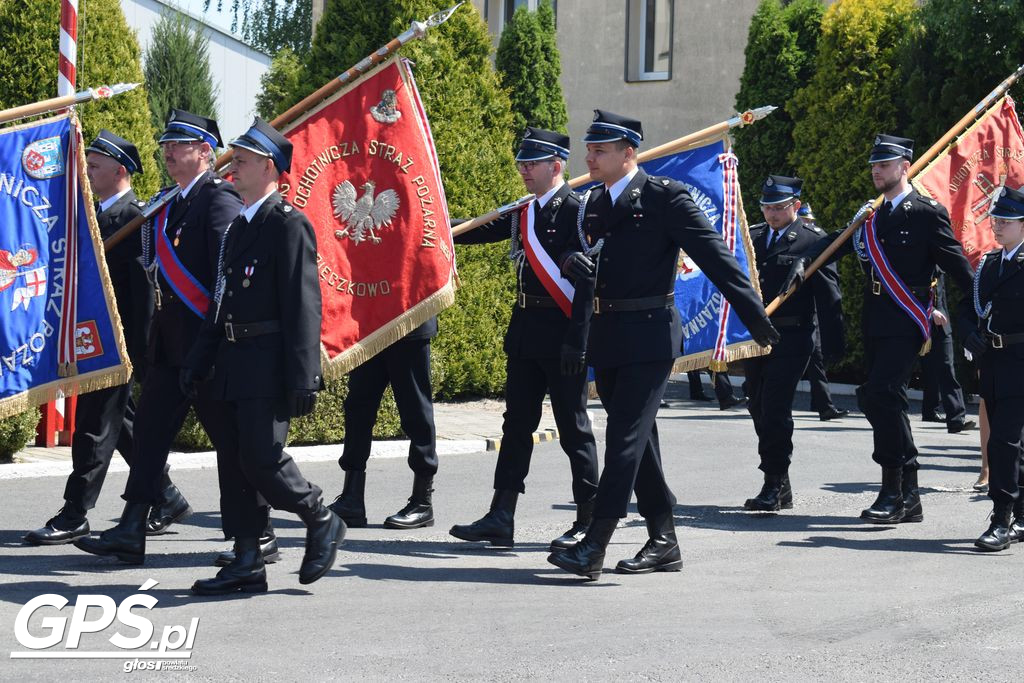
[153,201,210,318]
[862,213,932,342]
[520,201,573,317]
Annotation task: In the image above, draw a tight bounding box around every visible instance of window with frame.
[626,0,673,82]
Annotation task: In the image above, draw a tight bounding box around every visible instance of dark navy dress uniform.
[919,274,970,429]
[967,186,1024,550]
[800,134,974,524]
[453,182,599,505]
[340,317,439,477]
[742,177,843,509]
[185,191,325,539]
[123,112,242,510]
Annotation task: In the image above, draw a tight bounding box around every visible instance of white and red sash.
[519,200,574,317]
[862,212,933,342]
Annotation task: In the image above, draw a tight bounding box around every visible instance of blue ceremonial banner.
[640,136,766,371]
[0,114,129,418]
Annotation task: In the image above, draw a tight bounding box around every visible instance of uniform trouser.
[857,335,921,470]
[592,360,676,519]
[743,336,813,475]
[804,334,836,414]
[62,380,165,511]
[340,337,437,475]
[920,328,967,423]
[214,397,323,538]
[123,364,233,505]
[492,356,598,503]
[687,370,735,402]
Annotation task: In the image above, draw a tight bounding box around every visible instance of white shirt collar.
[98,187,130,213]
[241,191,276,223]
[1003,241,1024,261]
[885,187,912,210]
[179,171,207,199]
[606,167,640,205]
[534,180,564,210]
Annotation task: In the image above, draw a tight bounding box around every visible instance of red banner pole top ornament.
[0,83,141,127]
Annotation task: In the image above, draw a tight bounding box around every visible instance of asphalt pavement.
[0,378,1017,681]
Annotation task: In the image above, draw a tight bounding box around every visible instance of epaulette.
[212,178,223,185]
[800,221,823,234]
[649,175,676,189]
[275,200,295,215]
[749,221,768,232]
[915,194,939,207]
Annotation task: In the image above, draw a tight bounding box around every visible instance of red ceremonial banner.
[278,57,455,376]
[914,96,1024,268]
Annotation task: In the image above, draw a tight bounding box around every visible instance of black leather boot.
[298,504,346,585]
[74,502,149,564]
[615,512,682,574]
[861,467,905,524]
[449,490,518,547]
[192,537,268,595]
[146,484,193,535]
[24,502,89,545]
[1009,498,1024,544]
[384,474,434,529]
[975,504,1013,552]
[547,517,618,580]
[327,470,367,528]
[743,473,793,511]
[549,498,595,551]
[900,466,923,523]
[214,526,281,567]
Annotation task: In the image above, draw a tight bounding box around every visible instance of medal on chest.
[173,226,182,247]
[242,265,254,288]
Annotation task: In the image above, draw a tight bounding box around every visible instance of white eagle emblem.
[331,180,400,244]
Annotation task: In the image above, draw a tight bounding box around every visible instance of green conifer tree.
[790,0,918,376]
[495,0,569,142]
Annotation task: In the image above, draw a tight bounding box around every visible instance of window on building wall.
[626,0,673,82]
[488,0,557,34]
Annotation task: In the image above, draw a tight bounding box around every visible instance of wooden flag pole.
[764,63,1024,316]
[452,106,777,237]
[102,2,464,252]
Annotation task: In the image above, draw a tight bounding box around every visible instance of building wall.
[120,0,272,142]
[473,0,762,176]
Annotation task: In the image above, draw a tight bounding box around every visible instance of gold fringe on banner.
[0,113,132,420]
[321,279,459,379]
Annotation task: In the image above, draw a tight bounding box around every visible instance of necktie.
[768,230,780,250]
[883,201,893,216]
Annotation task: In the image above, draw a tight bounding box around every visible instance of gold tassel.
[919,338,932,356]
[708,359,728,372]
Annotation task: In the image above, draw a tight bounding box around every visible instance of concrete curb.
[0,439,489,480]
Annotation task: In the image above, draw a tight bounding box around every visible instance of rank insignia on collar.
[630,188,641,198]
[550,197,562,209]
[903,201,913,211]
[786,231,797,241]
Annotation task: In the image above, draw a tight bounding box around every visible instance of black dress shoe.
[975,506,1013,552]
[214,533,281,567]
[327,470,367,527]
[719,395,747,411]
[450,490,518,547]
[547,518,617,581]
[615,513,682,574]
[24,507,89,545]
[921,413,946,423]
[298,506,346,585]
[819,408,849,421]
[384,475,434,529]
[146,484,193,535]
[1008,516,1024,544]
[550,499,595,551]
[193,538,268,595]
[861,467,905,524]
[744,474,793,512]
[947,419,977,434]
[900,467,923,523]
[74,502,149,564]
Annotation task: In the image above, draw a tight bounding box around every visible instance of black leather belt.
[868,278,931,298]
[594,294,674,314]
[517,293,559,309]
[988,331,1024,349]
[224,320,280,342]
[770,315,809,328]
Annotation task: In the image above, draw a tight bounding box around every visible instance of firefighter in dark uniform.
[742,175,843,511]
[185,118,344,593]
[448,127,599,550]
[798,203,848,421]
[547,110,780,580]
[75,110,245,564]
[327,314,438,531]
[782,134,975,524]
[25,131,161,545]
[964,186,1024,551]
